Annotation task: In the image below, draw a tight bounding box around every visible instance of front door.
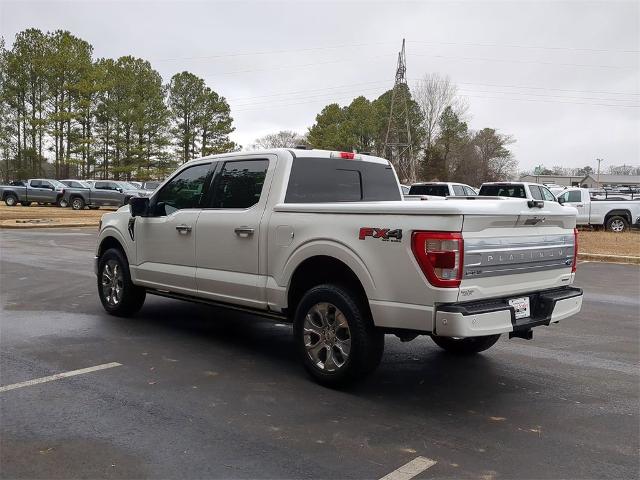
[133,162,213,295]
[195,157,274,309]
[561,190,589,224]
[28,180,51,202]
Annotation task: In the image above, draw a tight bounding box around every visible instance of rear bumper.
[434,287,583,338]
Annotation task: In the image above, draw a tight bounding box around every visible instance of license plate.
[508,297,530,319]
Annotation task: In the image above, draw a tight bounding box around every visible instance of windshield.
[479,184,527,198]
[50,179,67,189]
[144,181,161,190]
[118,182,138,190]
[408,184,449,196]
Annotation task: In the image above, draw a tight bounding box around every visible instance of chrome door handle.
[577,204,584,207]
[234,227,255,237]
[176,224,192,234]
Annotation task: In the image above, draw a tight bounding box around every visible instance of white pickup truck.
[556,187,640,232]
[95,148,583,386]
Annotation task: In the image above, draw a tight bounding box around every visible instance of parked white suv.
[95,148,583,386]
[407,182,477,197]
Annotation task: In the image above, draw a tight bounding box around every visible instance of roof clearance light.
[330,151,360,160]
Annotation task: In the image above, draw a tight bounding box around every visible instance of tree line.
[0,29,237,182]
[253,74,518,185]
[526,164,640,177]
[2,28,517,185]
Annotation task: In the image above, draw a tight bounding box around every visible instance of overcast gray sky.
[2,0,639,172]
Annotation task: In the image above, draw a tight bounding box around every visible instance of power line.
[230,84,638,112]
[407,39,640,54]
[411,52,635,69]
[228,79,391,102]
[233,85,389,108]
[456,87,638,104]
[200,53,394,78]
[457,93,639,108]
[152,41,396,62]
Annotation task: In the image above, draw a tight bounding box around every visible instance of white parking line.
[0,362,122,393]
[380,457,437,480]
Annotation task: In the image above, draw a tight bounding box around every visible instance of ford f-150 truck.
[0,178,66,206]
[95,148,583,386]
[556,187,640,232]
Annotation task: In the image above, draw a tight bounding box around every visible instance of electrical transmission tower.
[383,39,415,183]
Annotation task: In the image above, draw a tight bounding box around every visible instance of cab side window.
[541,187,556,201]
[209,160,269,209]
[530,186,544,200]
[155,163,212,215]
[95,181,109,190]
[563,190,582,202]
[464,186,477,196]
[452,185,465,196]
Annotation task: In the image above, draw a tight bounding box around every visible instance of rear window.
[479,184,527,198]
[285,157,400,203]
[408,184,449,196]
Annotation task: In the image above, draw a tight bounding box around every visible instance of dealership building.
[519,174,640,188]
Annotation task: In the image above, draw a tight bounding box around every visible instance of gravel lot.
[0,228,639,479]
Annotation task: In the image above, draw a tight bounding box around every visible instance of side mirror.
[117,187,123,193]
[129,196,149,217]
[557,197,565,205]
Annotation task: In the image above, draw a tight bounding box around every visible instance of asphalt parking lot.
[1,228,639,479]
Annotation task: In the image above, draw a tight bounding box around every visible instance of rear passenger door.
[195,156,275,309]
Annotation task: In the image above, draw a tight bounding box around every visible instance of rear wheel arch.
[286,255,372,322]
[604,209,631,224]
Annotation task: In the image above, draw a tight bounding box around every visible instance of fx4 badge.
[359,227,402,242]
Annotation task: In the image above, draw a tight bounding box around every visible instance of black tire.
[293,284,384,387]
[4,194,18,206]
[431,334,500,355]
[20,201,32,207]
[70,196,85,210]
[57,197,68,208]
[605,215,628,233]
[97,248,146,317]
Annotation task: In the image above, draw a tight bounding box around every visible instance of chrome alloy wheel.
[101,260,123,306]
[610,219,625,232]
[303,302,351,372]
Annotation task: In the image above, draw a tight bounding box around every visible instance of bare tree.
[413,73,468,151]
[251,130,306,149]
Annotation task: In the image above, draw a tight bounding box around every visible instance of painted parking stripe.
[0,362,122,393]
[380,457,437,480]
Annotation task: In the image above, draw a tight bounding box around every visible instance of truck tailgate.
[460,205,577,301]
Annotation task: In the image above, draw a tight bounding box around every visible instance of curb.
[0,221,97,229]
[578,253,640,265]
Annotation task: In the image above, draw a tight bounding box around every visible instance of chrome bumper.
[434,287,583,338]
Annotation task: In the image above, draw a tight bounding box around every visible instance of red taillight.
[330,151,360,160]
[572,228,578,273]
[411,231,463,288]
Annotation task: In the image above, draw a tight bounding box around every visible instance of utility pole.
[596,158,603,190]
[383,39,414,183]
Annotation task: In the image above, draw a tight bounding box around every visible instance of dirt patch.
[0,204,117,228]
[579,230,640,257]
